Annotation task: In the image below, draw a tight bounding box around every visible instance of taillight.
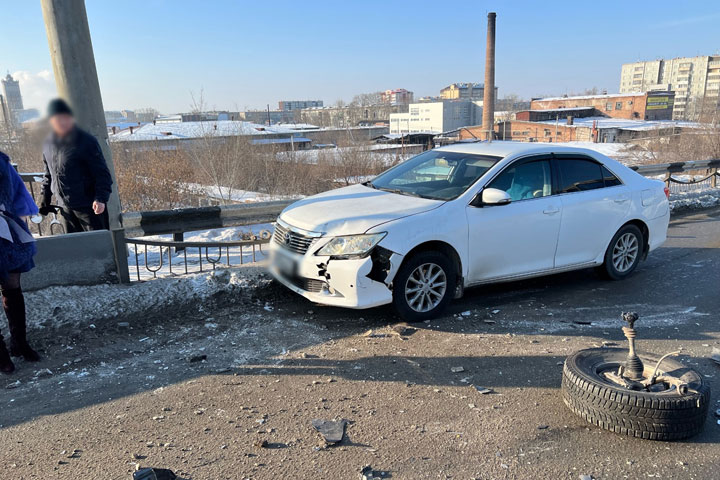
[663,186,670,199]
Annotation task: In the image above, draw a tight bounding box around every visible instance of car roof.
[436,141,602,159]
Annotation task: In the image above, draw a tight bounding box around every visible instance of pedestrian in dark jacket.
[40,98,113,233]
[0,151,41,373]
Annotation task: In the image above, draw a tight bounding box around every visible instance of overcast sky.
[1,0,719,114]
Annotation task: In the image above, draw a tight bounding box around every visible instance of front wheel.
[392,251,456,322]
[598,224,643,280]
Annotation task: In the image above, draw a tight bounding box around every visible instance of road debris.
[361,465,391,479]
[450,366,465,373]
[391,324,415,336]
[472,385,493,394]
[188,354,207,363]
[363,329,389,338]
[312,419,347,444]
[133,467,178,480]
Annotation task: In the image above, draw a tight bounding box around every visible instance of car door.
[466,155,562,282]
[553,154,631,268]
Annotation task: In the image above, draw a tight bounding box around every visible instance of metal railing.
[127,233,272,281]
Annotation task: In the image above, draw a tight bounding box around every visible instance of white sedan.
[269,142,670,320]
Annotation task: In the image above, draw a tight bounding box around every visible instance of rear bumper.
[647,208,670,252]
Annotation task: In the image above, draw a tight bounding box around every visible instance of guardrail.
[631,159,719,191]
[121,200,293,237]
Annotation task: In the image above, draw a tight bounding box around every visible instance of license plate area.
[273,249,298,278]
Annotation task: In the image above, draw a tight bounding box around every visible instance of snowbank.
[24,266,270,330]
[669,187,720,213]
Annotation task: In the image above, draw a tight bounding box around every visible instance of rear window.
[602,166,622,187]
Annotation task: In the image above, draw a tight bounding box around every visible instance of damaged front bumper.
[269,242,402,309]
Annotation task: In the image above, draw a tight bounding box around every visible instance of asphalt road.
[1,208,719,479]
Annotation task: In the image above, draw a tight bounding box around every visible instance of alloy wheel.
[612,232,639,273]
[405,262,447,313]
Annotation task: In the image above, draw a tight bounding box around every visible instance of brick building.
[530,91,675,121]
[459,116,691,144]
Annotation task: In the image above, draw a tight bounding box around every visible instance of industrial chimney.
[482,12,496,141]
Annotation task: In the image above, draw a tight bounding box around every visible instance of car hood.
[279,184,443,235]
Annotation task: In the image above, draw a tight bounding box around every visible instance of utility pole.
[41,0,130,283]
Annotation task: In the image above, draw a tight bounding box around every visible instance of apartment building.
[381,89,414,105]
[619,55,720,119]
[440,82,497,102]
[278,100,323,111]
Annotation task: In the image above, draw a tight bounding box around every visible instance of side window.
[488,159,552,202]
[557,159,605,193]
[602,166,622,187]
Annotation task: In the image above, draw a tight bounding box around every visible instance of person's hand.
[92,201,105,215]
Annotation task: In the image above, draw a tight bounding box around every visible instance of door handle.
[614,196,629,203]
[543,206,560,215]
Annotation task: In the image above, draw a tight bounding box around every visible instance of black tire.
[562,348,710,441]
[598,224,644,280]
[392,251,456,322]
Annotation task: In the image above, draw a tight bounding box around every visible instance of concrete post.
[481,12,496,141]
[41,0,130,283]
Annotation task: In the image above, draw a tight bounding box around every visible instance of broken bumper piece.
[269,243,399,309]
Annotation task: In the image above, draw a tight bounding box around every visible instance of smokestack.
[482,12,496,141]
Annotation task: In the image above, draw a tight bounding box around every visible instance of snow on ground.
[669,187,720,212]
[23,265,270,331]
[183,182,299,204]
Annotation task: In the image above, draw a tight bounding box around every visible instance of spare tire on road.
[562,348,710,441]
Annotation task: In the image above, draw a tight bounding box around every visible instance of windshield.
[368,150,501,200]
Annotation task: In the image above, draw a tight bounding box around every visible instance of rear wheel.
[598,224,643,280]
[392,251,456,322]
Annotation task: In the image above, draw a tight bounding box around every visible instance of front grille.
[273,222,316,255]
[286,276,326,293]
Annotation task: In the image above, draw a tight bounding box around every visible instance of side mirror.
[479,188,511,206]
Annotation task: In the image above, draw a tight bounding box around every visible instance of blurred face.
[49,113,75,137]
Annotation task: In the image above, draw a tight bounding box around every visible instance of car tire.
[562,348,710,441]
[598,224,643,280]
[392,251,456,322]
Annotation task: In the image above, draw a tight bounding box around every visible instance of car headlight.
[315,233,387,258]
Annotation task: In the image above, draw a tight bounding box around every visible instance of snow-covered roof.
[110,120,300,142]
[530,116,698,132]
[274,123,319,130]
[534,92,645,102]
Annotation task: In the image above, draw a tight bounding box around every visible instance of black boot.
[2,287,40,362]
[0,339,15,374]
